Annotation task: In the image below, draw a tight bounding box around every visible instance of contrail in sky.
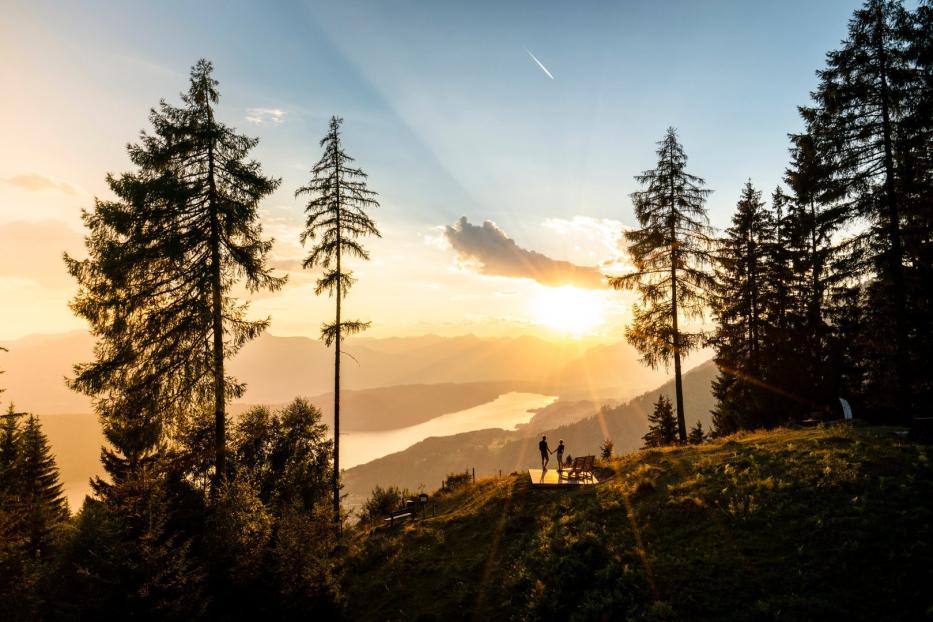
[524,48,554,80]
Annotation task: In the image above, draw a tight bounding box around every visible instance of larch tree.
[609,128,715,443]
[67,59,283,490]
[297,116,380,527]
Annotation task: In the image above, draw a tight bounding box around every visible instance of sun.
[532,286,605,337]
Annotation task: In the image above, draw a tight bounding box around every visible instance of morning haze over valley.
[1,1,931,620]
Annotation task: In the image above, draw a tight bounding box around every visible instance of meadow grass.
[342,424,932,621]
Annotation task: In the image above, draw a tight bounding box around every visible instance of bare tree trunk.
[669,147,687,443]
[332,133,342,531]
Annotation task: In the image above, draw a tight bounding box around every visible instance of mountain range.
[1,331,686,416]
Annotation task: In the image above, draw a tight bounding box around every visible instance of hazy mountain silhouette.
[3,331,675,414]
[342,360,716,508]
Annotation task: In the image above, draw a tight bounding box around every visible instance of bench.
[562,455,596,481]
[384,506,414,526]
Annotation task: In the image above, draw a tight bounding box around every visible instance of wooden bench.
[563,455,596,481]
[384,506,414,526]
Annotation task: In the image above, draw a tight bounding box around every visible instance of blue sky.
[0,0,869,340]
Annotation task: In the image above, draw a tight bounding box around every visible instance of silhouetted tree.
[643,395,678,448]
[0,345,6,405]
[17,415,68,557]
[66,59,283,487]
[0,411,68,620]
[711,181,781,431]
[688,420,706,445]
[0,405,18,497]
[232,399,333,513]
[801,0,921,421]
[297,116,380,527]
[610,128,715,442]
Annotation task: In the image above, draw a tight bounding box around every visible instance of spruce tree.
[710,181,779,430]
[67,59,283,487]
[610,128,715,442]
[16,415,68,558]
[643,395,678,448]
[901,1,933,410]
[687,420,706,445]
[0,344,6,404]
[297,116,380,527]
[781,133,852,409]
[0,405,18,496]
[801,0,919,421]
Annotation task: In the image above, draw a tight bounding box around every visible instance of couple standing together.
[539,436,565,471]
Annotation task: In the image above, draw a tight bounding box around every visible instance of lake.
[42,391,557,510]
[341,391,557,468]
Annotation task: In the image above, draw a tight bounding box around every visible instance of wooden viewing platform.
[528,468,598,487]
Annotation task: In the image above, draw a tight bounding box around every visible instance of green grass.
[341,425,933,621]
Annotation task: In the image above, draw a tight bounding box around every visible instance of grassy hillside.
[342,425,932,621]
[342,361,717,506]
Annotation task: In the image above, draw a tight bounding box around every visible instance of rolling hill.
[342,425,933,621]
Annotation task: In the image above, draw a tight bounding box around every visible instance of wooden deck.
[528,468,598,487]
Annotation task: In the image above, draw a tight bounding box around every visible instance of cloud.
[541,216,633,273]
[442,217,606,289]
[245,107,286,126]
[2,173,82,195]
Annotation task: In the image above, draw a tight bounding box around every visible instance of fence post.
[472,467,475,484]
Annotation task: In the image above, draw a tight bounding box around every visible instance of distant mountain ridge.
[341,360,717,506]
[1,330,686,414]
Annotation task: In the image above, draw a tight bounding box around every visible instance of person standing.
[539,436,551,470]
[556,440,565,471]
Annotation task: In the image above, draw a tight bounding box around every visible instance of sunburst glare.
[532,286,605,337]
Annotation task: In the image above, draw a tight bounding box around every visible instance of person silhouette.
[556,440,565,471]
[539,435,551,470]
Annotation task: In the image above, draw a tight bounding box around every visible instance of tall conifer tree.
[711,182,780,432]
[16,415,68,557]
[67,59,283,487]
[801,0,919,420]
[297,116,380,526]
[610,128,715,442]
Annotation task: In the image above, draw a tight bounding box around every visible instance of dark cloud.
[443,217,606,289]
[2,173,81,195]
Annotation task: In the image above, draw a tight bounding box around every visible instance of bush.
[443,471,471,490]
[600,439,614,459]
[360,485,406,522]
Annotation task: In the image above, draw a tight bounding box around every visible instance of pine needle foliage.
[297,116,381,527]
[610,128,715,442]
[643,395,678,448]
[66,59,283,486]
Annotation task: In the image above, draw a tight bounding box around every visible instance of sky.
[0,0,866,343]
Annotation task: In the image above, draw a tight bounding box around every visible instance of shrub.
[360,485,406,522]
[443,471,471,490]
